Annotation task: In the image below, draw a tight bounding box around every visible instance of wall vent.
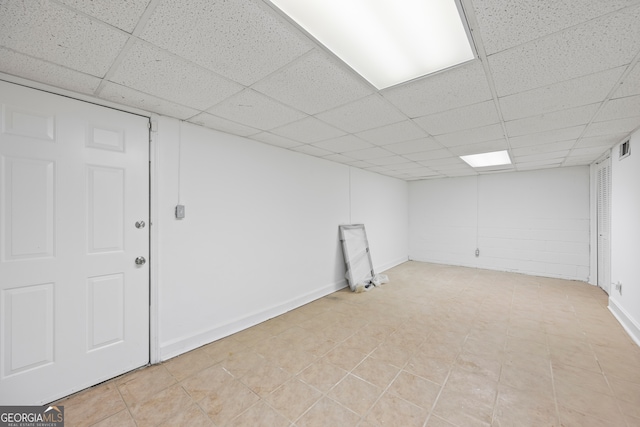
[619,139,630,160]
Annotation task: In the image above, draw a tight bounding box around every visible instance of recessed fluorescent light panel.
[460,150,512,168]
[269,0,476,89]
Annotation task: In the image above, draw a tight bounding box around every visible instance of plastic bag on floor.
[354,281,372,293]
[372,274,389,287]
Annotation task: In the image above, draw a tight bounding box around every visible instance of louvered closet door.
[596,158,611,295]
[0,81,149,404]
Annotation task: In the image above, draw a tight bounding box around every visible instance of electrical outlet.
[614,282,622,294]
[175,204,185,219]
[475,248,480,257]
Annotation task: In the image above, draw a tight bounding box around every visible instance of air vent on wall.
[619,139,630,160]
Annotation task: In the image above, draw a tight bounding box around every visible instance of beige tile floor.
[57,261,640,426]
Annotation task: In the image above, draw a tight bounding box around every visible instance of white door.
[0,81,149,405]
[596,158,611,295]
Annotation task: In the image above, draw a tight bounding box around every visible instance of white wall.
[409,176,478,266]
[156,117,408,360]
[409,167,590,281]
[609,129,640,345]
[350,168,409,272]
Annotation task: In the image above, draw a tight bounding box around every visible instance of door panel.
[3,283,54,376]
[2,157,55,260]
[596,158,611,295]
[87,165,125,253]
[87,273,125,351]
[0,81,149,405]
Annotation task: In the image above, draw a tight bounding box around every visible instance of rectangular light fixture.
[460,150,512,168]
[269,0,476,90]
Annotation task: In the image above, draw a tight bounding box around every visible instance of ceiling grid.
[1,0,639,180]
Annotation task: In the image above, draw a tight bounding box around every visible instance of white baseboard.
[608,298,640,347]
[159,279,347,361]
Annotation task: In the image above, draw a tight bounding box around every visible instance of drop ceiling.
[1,0,639,180]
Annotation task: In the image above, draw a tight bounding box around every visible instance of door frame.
[149,116,160,364]
[0,73,161,365]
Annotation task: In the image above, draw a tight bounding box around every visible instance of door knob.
[135,220,146,229]
[135,256,146,266]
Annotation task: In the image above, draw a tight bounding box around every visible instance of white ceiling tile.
[447,139,509,156]
[312,135,373,153]
[443,170,481,177]
[371,171,398,179]
[413,100,500,135]
[505,104,599,137]
[595,95,640,122]
[386,162,424,171]
[384,137,443,155]
[382,60,492,117]
[99,82,200,119]
[207,89,306,130]
[404,149,453,162]
[315,94,405,133]
[367,156,412,166]
[355,121,427,146]
[365,165,394,174]
[420,157,470,167]
[514,150,570,163]
[516,160,563,170]
[347,160,377,168]
[474,165,516,174]
[428,163,476,174]
[569,146,613,158]
[613,62,640,98]
[0,47,101,94]
[408,176,442,181]
[384,171,417,179]
[110,41,243,110]
[575,133,629,148]
[436,124,505,147]
[499,67,625,121]
[403,170,439,179]
[289,144,333,157]
[584,116,640,138]
[508,126,585,148]
[401,166,440,175]
[56,0,151,32]
[188,113,260,137]
[342,147,395,160]
[488,6,640,96]
[251,132,303,149]
[563,153,607,165]
[252,50,373,114]
[271,116,345,144]
[0,0,128,76]
[139,0,313,85]
[323,154,356,164]
[512,140,576,157]
[472,0,639,55]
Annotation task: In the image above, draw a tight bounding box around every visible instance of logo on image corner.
[0,405,64,427]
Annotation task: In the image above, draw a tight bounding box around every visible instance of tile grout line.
[547,333,562,425]
[590,338,633,427]
[490,274,517,425]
